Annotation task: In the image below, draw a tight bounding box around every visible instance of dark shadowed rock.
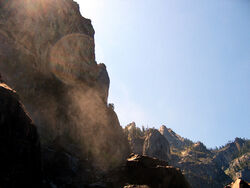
[124,186,150,188]
[0,83,41,188]
[108,154,190,188]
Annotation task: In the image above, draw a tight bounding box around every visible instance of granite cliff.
[0,0,129,171]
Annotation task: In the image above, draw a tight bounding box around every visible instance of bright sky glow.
[75,0,250,148]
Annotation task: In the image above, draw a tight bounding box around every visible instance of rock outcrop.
[125,123,171,162]
[143,129,171,161]
[108,154,190,188]
[0,0,129,171]
[0,82,42,188]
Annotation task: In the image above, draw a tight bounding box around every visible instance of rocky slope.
[165,131,249,188]
[0,82,42,188]
[0,0,129,172]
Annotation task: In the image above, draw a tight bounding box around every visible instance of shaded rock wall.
[0,83,41,188]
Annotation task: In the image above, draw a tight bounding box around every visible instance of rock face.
[108,154,190,188]
[0,0,129,171]
[125,123,171,162]
[143,129,171,161]
[0,83,41,188]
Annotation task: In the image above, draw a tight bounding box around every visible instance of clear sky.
[75,0,250,148]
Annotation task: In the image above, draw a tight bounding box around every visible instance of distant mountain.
[124,123,250,188]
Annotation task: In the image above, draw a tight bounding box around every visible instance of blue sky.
[76,0,250,148]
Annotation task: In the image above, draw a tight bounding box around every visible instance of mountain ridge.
[124,122,249,188]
